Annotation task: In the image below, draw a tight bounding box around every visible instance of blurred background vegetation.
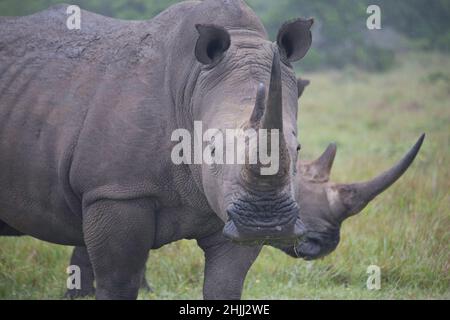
[1,0,450,71]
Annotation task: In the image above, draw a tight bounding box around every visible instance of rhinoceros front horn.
[247,49,290,180]
[332,134,425,218]
[260,48,283,132]
[249,49,284,131]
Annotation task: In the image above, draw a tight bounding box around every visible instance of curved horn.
[261,48,283,131]
[299,143,337,182]
[332,134,425,217]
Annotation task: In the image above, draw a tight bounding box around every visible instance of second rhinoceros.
[0,0,423,299]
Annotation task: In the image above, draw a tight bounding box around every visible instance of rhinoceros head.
[280,134,425,260]
[191,18,314,245]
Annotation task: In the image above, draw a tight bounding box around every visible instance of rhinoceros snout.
[222,193,306,245]
[223,218,305,245]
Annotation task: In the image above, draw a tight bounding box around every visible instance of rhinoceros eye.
[296,144,301,152]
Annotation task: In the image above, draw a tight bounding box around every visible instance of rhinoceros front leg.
[83,198,155,300]
[197,231,262,300]
[65,245,153,299]
[64,246,95,299]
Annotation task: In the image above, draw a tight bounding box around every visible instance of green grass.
[0,52,449,299]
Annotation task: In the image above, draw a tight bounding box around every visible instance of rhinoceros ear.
[297,78,310,98]
[195,24,231,65]
[277,18,313,63]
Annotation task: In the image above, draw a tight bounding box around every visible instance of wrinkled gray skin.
[0,0,424,300]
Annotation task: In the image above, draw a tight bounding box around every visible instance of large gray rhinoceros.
[0,0,423,299]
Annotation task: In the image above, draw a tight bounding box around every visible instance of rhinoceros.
[0,0,423,300]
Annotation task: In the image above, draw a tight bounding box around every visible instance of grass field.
[0,52,449,299]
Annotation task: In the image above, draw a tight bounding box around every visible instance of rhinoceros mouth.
[222,193,306,244]
[223,217,306,246]
[293,230,340,260]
